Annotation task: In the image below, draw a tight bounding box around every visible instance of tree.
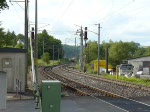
[0,0,9,12]
[15,43,24,49]
[42,52,50,65]
[0,28,5,47]
[38,29,63,59]
[108,41,138,67]
[84,41,106,63]
[5,30,13,47]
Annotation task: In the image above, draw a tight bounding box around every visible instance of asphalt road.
[0,96,127,112]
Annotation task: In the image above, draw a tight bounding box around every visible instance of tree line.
[84,40,150,67]
[0,26,64,59]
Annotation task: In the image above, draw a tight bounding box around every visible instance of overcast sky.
[1,0,150,46]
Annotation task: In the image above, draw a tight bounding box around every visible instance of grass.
[38,59,60,66]
[75,63,150,87]
[101,74,150,87]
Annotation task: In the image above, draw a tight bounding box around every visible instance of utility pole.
[105,47,109,73]
[10,0,29,89]
[58,47,59,60]
[35,0,38,83]
[25,0,29,89]
[43,37,44,56]
[80,27,84,71]
[97,24,101,75]
[75,37,77,61]
[53,44,54,65]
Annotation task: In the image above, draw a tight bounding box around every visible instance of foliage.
[0,28,18,48]
[0,28,5,47]
[38,29,64,59]
[42,52,50,65]
[63,44,79,59]
[0,0,9,12]
[84,41,105,63]
[15,43,24,49]
[108,41,138,67]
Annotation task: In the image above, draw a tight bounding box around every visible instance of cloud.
[1,0,150,46]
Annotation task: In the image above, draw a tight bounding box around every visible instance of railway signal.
[84,27,88,41]
[31,27,35,53]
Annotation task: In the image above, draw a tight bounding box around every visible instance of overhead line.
[98,1,134,22]
[10,3,24,23]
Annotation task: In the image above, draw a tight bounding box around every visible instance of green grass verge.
[38,59,60,66]
[102,74,150,87]
[75,63,150,87]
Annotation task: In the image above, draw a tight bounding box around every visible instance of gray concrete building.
[127,56,150,75]
[0,48,26,92]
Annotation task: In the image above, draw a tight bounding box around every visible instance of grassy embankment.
[76,63,150,87]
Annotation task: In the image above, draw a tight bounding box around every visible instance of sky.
[1,0,150,46]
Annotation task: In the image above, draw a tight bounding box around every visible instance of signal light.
[31,27,34,40]
[31,27,35,48]
[84,27,88,40]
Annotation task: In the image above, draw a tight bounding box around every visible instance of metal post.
[53,44,54,65]
[58,47,59,60]
[106,47,109,73]
[75,37,77,61]
[19,81,21,100]
[25,0,29,90]
[35,0,38,83]
[97,24,100,75]
[88,44,89,63]
[43,37,44,56]
[80,27,83,71]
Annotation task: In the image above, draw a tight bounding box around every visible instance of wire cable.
[10,2,24,24]
[96,0,135,23]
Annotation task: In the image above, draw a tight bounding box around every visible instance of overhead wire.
[98,0,135,23]
[15,2,24,11]
[51,0,74,31]
[10,2,24,24]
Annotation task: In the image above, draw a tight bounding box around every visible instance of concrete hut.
[0,48,26,92]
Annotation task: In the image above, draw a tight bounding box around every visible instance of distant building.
[127,56,150,75]
[17,39,24,45]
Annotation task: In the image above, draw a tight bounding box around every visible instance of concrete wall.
[0,71,7,110]
[0,53,25,92]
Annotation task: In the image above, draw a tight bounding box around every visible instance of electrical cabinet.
[41,80,61,112]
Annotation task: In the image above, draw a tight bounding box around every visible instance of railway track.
[39,66,89,96]
[56,65,150,98]
[40,65,150,112]
[42,66,117,97]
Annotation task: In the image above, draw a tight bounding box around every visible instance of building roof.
[127,55,150,60]
[0,48,26,53]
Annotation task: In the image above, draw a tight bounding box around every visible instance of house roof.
[127,55,150,60]
[0,48,26,53]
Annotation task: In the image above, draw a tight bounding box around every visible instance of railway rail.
[55,65,150,98]
[40,65,150,112]
[39,66,89,96]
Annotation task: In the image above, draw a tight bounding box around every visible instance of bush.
[42,52,50,65]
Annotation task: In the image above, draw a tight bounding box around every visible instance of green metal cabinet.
[41,80,61,112]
